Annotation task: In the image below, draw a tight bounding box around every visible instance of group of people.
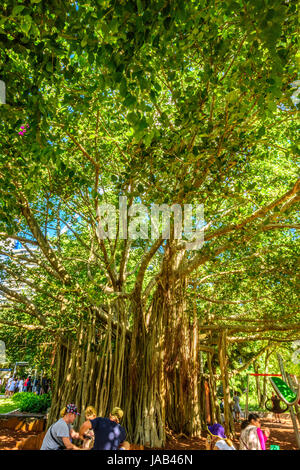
[42,403,272,451]
[4,375,51,396]
[206,414,270,451]
[41,404,128,450]
[220,390,283,424]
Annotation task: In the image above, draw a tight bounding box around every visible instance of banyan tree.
[0,0,299,447]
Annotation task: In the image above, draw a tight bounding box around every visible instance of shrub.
[12,392,51,413]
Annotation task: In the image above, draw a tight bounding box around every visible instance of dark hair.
[241,413,260,430]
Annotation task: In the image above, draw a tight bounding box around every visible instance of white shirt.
[215,439,236,450]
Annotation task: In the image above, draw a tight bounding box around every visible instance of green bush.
[12,392,51,413]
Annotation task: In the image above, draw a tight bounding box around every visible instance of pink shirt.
[257,428,268,450]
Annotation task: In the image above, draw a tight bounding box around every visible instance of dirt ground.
[0,413,297,450]
[164,414,298,451]
[0,428,41,450]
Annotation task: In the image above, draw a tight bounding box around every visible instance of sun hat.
[65,404,80,415]
[111,407,123,420]
[207,423,226,439]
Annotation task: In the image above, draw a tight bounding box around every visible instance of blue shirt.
[91,417,126,450]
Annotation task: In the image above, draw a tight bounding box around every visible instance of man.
[79,407,127,450]
[41,404,82,450]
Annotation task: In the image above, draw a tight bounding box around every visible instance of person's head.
[85,405,97,420]
[61,404,80,424]
[109,407,123,424]
[249,413,260,427]
[207,423,233,447]
[234,391,238,396]
[241,413,260,430]
[207,423,226,440]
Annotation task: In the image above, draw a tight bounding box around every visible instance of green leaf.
[81,37,88,48]
[123,94,137,107]
[12,5,25,15]
[20,15,32,34]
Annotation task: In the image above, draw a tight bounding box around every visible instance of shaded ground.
[0,414,297,450]
[0,428,41,450]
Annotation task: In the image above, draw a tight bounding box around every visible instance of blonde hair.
[224,437,233,447]
[110,406,123,420]
[85,405,97,419]
[60,407,66,417]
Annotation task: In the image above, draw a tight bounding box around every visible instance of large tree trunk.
[48,245,208,447]
[124,291,166,447]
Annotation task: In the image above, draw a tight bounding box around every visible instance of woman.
[205,423,236,450]
[271,392,281,423]
[5,377,12,396]
[82,406,97,449]
[239,413,270,450]
[8,377,16,396]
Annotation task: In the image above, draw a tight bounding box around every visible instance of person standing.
[27,376,32,392]
[5,376,12,396]
[18,378,24,392]
[36,379,41,395]
[79,406,127,450]
[23,376,29,392]
[8,377,16,396]
[233,391,242,422]
[271,392,281,423]
[40,404,82,450]
[14,378,19,394]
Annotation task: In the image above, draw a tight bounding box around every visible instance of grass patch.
[12,393,51,413]
[0,397,19,414]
